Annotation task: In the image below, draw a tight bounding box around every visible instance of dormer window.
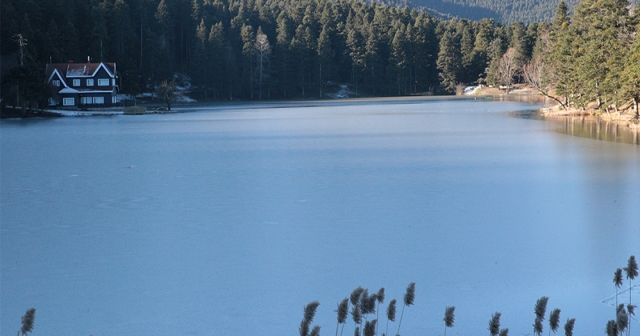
[73,79,80,86]
[52,80,61,87]
[86,79,94,86]
[98,79,109,86]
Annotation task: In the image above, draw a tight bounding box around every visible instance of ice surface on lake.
[1,99,639,336]
[602,285,640,310]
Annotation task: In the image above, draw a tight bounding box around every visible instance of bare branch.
[523,57,567,109]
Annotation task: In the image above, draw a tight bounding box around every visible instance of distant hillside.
[408,0,602,23]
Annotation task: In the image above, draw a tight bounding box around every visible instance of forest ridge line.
[1,0,639,117]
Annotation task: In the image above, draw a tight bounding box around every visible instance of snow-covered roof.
[46,62,117,80]
[47,68,68,88]
[59,87,80,94]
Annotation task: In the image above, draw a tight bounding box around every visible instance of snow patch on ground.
[464,86,481,95]
[328,84,353,99]
[509,88,536,94]
[117,94,135,101]
[44,109,123,117]
[176,95,197,103]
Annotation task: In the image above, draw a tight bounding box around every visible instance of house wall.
[66,67,114,90]
[78,93,115,107]
[53,93,116,109]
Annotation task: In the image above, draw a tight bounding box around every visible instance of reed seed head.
[360,290,369,313]
[533,317,543,336]
[403,283,415,306]
[377,288,385,304]
[354,326,360,336]
[488,312,501,336]
[444,306,455,328]
[387,299,397,322]
[534,297,549,321]
[364,319,377,336]
[614,268,624,288]
[627,304,636,316]
[616,306,628,333]
[20,308,36,335]
[564,318,576,336]
[625,255,639,280]
[362,293,377,315]
[304,301,321,324]
[351,303,362,324]
[499,328,509,336]
[310,325,321,336]
[606,320,617,336]
[337,298,349,324]
[351,287,365,306]
[300,319,310,336]
[549,308,561,332]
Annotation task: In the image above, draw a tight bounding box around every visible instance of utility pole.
[13,34,28,115]
[14,34,27,66]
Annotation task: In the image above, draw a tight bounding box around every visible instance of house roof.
[46,62,116,80]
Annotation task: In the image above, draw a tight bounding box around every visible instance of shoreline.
[0,95,509,119]
[9,94,639,134]
[540,105,640,131]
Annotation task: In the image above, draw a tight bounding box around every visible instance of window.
[98,79,109,86]
[63,98,75,106]
[52,80,61,87]
[86,79,94,86]
[93,97,105,104]
[112,96,117,104]
[112,79,116,86]
[48,98,57,106]
[81,97,92,104]
[73,79,80,86]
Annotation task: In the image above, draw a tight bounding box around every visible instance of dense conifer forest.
[410,0,581,24]
[1,0,639,115]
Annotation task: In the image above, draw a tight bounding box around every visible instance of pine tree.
[571,0,633,109]
[472,18,494,84]
[437,24,462,93]
[241,23,255,98]
[346,24,365,95]
[209,22,229,100]
[255,27,271,100]
[545,0,575,107]
[485,36,505,87]
[317,23,334,97]
[621,35,640,118]
[275,11,293,98]
[457,19,476,84]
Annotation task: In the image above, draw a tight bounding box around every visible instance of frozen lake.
[1,98,639,336]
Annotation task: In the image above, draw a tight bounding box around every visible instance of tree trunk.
[633,96,639,119]
[259,51,263,100]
